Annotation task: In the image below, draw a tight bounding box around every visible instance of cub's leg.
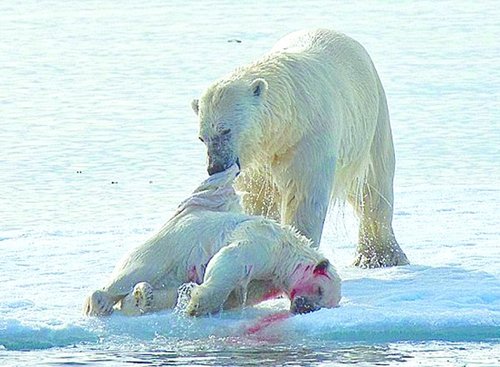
[119,282,179,316]
[185,243,256,316]
[223,280,282,309]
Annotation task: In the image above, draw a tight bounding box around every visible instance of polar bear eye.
[220,128,231,136]
[198,136,205,143]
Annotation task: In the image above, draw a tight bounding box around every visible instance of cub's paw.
[174,282,198,313]
[120,281,154,316]
[83,290,114,316]
[185,286,222,317]
[185,300,205,317]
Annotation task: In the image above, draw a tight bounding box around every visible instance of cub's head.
[192,77,268,175]
[288,259,341,315]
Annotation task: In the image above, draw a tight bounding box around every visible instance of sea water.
[1,1,498,365]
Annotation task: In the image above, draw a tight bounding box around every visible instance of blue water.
[1,1,499,365]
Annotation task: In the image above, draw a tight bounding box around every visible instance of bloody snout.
[207,157,240,176]
[290,296,320,315]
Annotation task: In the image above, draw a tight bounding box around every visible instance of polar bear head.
[192,77,269,175]
[288,259,341,314]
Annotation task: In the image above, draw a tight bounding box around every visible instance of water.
[1,0,499,365]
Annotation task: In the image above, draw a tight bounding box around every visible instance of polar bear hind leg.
[350,92,409,268]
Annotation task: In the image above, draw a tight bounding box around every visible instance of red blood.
[246,312,290,335]
[259,288,283,302]
[313,267,330,278]
[187,265,199,283]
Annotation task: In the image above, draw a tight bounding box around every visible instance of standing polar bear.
[192,28,409,268]
[83,165,341,317]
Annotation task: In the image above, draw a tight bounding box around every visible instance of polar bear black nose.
[290,296,320,315]
[207,162,226,175]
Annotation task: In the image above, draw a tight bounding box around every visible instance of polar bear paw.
[174,282,198,313]
[354,242,409,268]
[83,290,115,316]
[120,282,154,315]
[132,281,154,312]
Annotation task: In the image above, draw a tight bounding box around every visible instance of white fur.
[83,166,341,316]
[195,29,409,267]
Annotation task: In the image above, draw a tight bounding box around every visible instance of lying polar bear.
[83,165,341,317]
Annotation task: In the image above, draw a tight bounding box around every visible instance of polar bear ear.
[313,259,330,275]
[191,99,199,115]
[250,78,268,97]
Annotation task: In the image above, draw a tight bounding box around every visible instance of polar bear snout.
[207,153,238,176]
[207,157,241,176]
[208,160,228,175]
[204,132,239,176]
[290,296,320,315]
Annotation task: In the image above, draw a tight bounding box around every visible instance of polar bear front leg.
[350,105,409,268]
[281,188,331,247]
[236,168,281,221]
[277,149,336,247]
